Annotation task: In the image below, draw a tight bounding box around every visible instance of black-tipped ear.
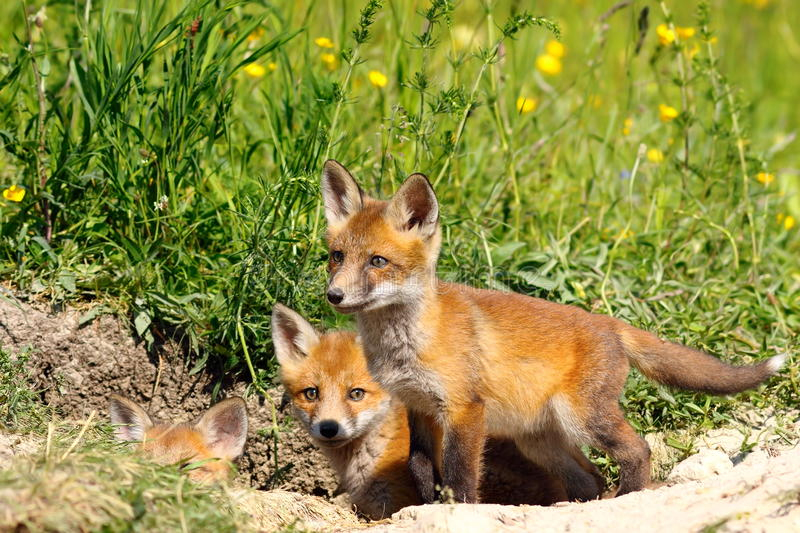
[195,397,248,461]
[321,160,363,226]
[271,303,320,366]
[387,173,439,237]
[109,394,154,442]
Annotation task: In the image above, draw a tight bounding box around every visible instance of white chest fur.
[356,304,446,416]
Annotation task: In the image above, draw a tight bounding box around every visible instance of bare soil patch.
[0,297,338,497]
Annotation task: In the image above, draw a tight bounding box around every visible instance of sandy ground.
[359,447,800,532]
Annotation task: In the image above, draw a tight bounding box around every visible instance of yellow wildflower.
[248,28,265,42]
[536,54,562,76]
[588,95,603,109]
[756,172,775,185]
[659,104,679,122]
[545,40,565,59]
[321,53,338,70]
[622,117,633,136]
[647,148,664,163]
[314,37,335,49]
[515,96,538,114]
[267,62,278,72]
[243,63,266,78]
[368,70,388,88]
[617,228,635,240]
[676,27,695,39]
[571,281,586,300]
[687,43,700,59]
[785,215,796,230]
[744,0,770,9]
[2,185,25,202]
[656,24,676,45]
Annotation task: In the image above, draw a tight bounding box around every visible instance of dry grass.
[0,417,361,532]
[0,419,242,532]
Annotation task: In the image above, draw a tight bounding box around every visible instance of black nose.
[327,288,344,305]
[319,420,339,439]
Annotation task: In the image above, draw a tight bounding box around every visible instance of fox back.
[109,395,248,483]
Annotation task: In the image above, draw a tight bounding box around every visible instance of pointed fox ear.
[387,173,439,237]
[109,394,154,442]
[195,397,248,461]
[321,159,363,226]
[271,303,320,366]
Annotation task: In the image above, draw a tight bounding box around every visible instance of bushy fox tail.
[617,323,787,395]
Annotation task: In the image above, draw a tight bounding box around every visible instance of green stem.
[485,7,520,237]
[658,2,691,193]
[600,143,645,316]
[312,45,362,241]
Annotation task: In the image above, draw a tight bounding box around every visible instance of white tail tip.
[766,353,789,374]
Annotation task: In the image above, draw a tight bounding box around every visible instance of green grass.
[0,347,47,431]
[0,0,797,445]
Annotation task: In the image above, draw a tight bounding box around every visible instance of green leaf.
[58,272,77,293]
[491,241,526,265]
[134,311,152,337]
[514,270,558,291]
[79,306,108,327]
[31,237,56,262]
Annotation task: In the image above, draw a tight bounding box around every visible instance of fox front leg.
[407,409,440,503]
[440,401,486,504]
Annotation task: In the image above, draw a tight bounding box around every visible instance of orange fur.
[319,160,785,502]
[272,304,584,518]
[108,395,248,483]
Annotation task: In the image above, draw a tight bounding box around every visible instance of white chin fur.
[314,438,351,449]
[366,279,424,309]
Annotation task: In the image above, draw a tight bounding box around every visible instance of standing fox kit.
[109,395,248,483]
[271,304,602,518]
[320,159,787,503]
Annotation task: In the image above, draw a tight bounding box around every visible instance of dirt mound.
[0,297,339,498]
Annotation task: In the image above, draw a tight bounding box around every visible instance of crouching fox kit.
[271,304,602,518]
[109,395,248,483]
[320,159,787,503]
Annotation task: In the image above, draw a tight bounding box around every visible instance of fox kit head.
[108,395,248,483]
[321,160,441,313]
[272,303,392,448]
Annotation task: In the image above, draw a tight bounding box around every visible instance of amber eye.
[348,388,365,401]
[303,387,319,401]
[331,250,344,263]
[370,255,388,268]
